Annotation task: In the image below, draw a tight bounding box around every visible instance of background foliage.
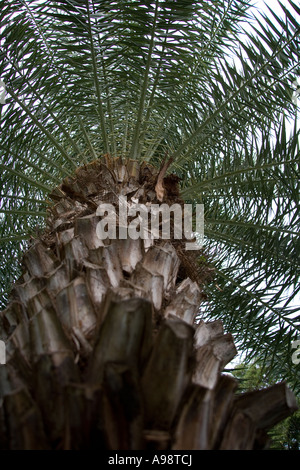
[232,362,300,449]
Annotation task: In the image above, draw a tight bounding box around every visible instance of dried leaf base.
[0,157,297,450]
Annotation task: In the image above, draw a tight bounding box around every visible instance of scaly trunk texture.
[0,156,297,450]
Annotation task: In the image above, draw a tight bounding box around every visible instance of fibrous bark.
[0,156,297,449]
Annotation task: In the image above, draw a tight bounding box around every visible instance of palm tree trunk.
[0,156,297,450]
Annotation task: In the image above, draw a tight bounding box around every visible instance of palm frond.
[0,0,299,388]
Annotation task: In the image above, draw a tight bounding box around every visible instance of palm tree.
[0,0,299,450]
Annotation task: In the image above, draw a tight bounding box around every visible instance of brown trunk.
[0,156,297,449]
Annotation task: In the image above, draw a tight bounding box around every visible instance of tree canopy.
[0,0,299,392]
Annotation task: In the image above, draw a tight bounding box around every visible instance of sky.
[250,0,295,16]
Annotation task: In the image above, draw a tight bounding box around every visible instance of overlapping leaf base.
[0,157,297,449]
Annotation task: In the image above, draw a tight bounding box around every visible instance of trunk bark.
[0,156,297,450]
